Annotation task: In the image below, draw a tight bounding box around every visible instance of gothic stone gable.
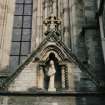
[1,32,96,92]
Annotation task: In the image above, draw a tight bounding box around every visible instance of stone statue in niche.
[47,60,56,91]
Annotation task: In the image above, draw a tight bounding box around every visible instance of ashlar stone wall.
[83,0,105,80]
[0,96,104,105]
[8,62,38,92]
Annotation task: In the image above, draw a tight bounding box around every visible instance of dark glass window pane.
[10,56,19,70]
[25,0,32,4]
[15,4,23,15]
[24,5,32,15]
[22,29,31,41]
[11,42,20,55]
[21,42,30,55]
[23,16,32,28]
[12,29,21,41]
[16,0,24,3]
[20,56,27,64]
[13,16,22,28]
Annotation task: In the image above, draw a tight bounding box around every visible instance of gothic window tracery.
[10,0,33,70]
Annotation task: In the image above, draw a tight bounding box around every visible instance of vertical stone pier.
[0,0,15,71]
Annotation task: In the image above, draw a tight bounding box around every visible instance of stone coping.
[0,91,105,96]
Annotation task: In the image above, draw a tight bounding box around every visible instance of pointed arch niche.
[36,47,69,91]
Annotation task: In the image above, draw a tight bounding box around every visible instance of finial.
[43,14,62,33]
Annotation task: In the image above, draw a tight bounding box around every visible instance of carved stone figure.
[47,60,56,91]
[43,14,61,33]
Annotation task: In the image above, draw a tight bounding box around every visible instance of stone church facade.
[0,0,105,105]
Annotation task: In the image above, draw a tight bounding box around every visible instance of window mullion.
[18,0,25,64]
